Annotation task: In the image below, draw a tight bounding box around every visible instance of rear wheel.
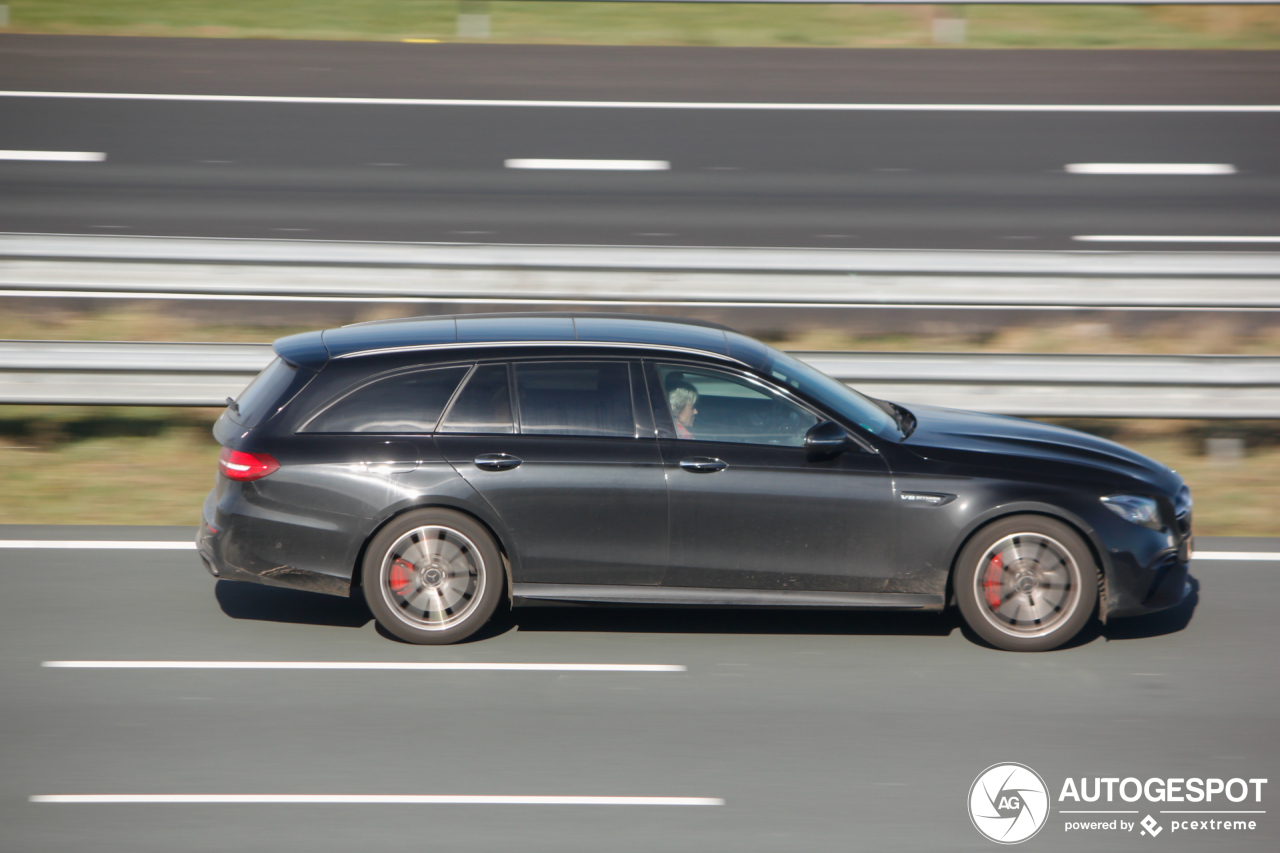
[362,509,504,644]
[955,515,1098,652]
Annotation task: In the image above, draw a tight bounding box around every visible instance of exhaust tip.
[200,555,219,578]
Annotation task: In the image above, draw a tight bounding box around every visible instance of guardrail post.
[931,5,966,45]
[457,0,491,39]
[1205,436,1245,463]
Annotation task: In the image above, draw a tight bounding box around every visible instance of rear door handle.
[679,457,728,473]
[474,453,522,472]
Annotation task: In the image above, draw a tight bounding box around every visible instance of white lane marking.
[31,794,722,805]
[2,91,1279,112]
[1066,163,1236,175]
[1161,810,1266,814]
[42,661,686,672]
[1192,551,1280,561]
[1075,235,1280,244]
[505,159,669,171]
[0,540,195,549]
[0,150,105,162]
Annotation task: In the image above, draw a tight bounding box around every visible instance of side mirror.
[804,420,849,455]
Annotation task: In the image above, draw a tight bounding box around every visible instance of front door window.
[654,364,820,447]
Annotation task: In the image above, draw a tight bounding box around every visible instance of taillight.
[218,447,280,481]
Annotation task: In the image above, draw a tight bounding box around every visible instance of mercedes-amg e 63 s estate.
[198,314,1192,651]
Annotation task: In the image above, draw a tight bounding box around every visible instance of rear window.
[229,358,298,428]
[303,365,470,434]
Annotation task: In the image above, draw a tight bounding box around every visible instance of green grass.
[0,407,1276,534]
[0,407,222,526]
[8,1,1280,49]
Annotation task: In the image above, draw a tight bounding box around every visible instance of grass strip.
[0,406,1275,534]
[7,2,1280,49]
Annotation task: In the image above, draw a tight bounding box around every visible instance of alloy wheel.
[379,525,486,631]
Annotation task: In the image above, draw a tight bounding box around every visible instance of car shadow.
[509,604,962,638]
[215,579,373,629]
[957,574,1201,651]
[213,575,1200,648]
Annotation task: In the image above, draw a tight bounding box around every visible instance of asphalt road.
[1,36,1277,250]
[2,525,1276,852]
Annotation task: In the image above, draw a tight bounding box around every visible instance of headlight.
[1100,494,1162,529]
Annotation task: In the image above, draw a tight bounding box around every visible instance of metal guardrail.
[8,234,1279,275]
[5,235,1280,311]
[3,340,1278,418]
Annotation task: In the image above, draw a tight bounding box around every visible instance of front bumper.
[1103,532,1193,619]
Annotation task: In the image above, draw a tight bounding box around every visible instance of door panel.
[435,434,667,585]
[432,359,668,586]
[648,362,895,592]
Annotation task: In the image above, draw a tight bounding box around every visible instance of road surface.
[1,525,1276,852]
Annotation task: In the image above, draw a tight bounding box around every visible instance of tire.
[362,508,504,644]
[954,515,1099,652]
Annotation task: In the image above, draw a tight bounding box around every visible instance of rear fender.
[351,474,519,595]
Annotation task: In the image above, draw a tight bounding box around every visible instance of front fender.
[941,500,1114,609]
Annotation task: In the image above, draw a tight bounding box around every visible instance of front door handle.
[474,453,522,472]
[679,456,728,473]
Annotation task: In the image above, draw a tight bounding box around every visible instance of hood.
[899,404,1180,492]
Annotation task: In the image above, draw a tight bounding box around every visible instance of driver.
[667,381,698,440]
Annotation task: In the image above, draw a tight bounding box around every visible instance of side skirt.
[512,583,944,611]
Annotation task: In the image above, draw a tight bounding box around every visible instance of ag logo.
[968,763,1051,844]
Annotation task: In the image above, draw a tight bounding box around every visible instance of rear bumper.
[198,486,356,598]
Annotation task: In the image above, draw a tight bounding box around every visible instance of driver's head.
[667,382,698,426]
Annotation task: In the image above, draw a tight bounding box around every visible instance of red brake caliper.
[983,553,1004,609]
[389,558,415,594]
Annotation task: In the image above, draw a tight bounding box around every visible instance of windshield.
[759,350,903,440]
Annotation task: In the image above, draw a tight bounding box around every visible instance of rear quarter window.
[303,365,471,434]
[228,358,300,428]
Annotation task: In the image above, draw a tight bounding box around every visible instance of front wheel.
[362,509,504,644]
[955,516,1099,652]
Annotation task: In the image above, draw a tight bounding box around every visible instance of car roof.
[273,313,764,371]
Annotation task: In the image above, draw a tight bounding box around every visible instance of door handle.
[474,453,522,472]
[679,457,728,473]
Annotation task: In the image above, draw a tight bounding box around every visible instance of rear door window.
[514,361,635,438]
[439,363,515,434]
[303,365,470,434]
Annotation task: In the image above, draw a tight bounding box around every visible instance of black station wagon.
[199,313,1192,651]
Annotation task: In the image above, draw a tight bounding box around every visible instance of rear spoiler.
[272,331,329,371]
